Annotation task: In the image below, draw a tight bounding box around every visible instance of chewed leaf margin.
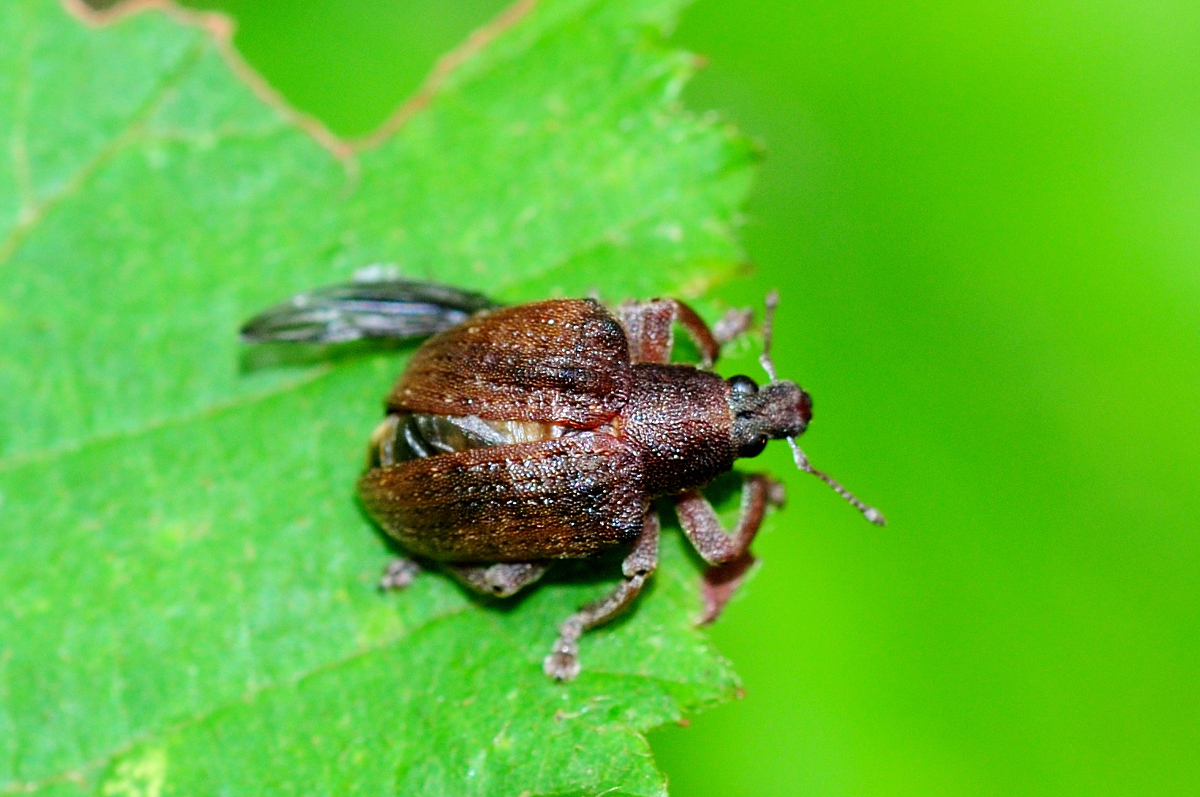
[64,0,545,164]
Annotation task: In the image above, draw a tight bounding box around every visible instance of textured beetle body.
[359,300,739,562]
[621,363,735,495]
[241,280,883,681]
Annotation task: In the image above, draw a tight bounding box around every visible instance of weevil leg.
[674,475,787,624]
[711,306,754,347]
[443,561,550,598]
[544,511,661,681]
[675,475,782,564]
[380,556,423,591]
[617,298,746,368]
[617,299,676,364]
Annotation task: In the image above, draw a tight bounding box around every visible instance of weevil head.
[725,374,813,460]
[719,290,886,526]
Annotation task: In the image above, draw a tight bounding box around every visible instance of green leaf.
[0,0,757,794]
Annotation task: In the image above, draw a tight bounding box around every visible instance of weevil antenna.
[788,438,887,525]
[758,290,780,381]
[759,291,886,526]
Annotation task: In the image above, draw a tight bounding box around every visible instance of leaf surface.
[0,0,756,794]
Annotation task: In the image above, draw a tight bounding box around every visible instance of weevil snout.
[726,376,813,459]
[796,385,813,427]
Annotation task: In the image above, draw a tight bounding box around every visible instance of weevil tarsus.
[379,557,422,591]
[445,561,550,598]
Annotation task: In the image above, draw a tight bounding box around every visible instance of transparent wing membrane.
[239,279,498,344]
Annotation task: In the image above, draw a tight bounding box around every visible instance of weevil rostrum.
[241,278,884,681]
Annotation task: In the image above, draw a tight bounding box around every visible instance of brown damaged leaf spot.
[62,0,543,164]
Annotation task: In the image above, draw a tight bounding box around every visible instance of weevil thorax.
[725,376,813,460]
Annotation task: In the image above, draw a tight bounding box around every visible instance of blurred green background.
[175,0,1200,794]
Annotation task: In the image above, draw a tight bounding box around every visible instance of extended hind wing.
[239,279,496,344]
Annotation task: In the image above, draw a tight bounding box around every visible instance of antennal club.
[757,290,887,527]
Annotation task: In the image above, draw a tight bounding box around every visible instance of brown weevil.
[241,276,884,681]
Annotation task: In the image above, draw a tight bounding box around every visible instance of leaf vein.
[8,10,37,219]
[498,172,733,298]
[0,36,209,267]
[0,366,331,474]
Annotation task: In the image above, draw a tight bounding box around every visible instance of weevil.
[241,277,884,680]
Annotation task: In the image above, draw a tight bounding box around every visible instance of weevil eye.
[728,374,759,395]
[738,435,768,459]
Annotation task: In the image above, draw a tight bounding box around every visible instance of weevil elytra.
[241,278,884,681]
